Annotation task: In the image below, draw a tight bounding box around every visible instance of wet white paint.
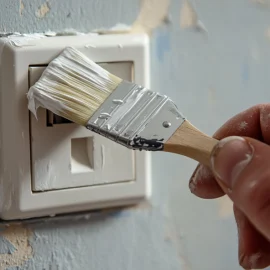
[101,145,105,169]
[3,173,14,211]
[27,46,122,126]
[94,23,132,34]
[34,160,57,191]
[238,121,248,131]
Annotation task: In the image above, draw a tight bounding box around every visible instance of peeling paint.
[180,0,197,28]
[0,237,16,255]
[180,0,207,32]
[19,0,24,16]
[35,2,50,19]
[131,0,171,34]
[0,225,32,270]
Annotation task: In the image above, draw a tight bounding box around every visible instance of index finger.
[189,103,270,199]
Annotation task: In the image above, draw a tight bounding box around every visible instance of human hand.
[189,104,270,269]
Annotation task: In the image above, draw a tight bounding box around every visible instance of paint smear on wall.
[180,0,207,32]
[131,0,171,34]
[35,2,50,18]
[218,196,233,218]
[19,0,24,16]
[252,0,270,6]
[0,225,32,270]
[155,27,171,62]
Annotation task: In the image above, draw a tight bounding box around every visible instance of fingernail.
[211,136,254,189]
[188,164,201,193]
[189,165,211,193]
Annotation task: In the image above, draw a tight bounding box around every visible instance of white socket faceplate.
[0,33,151,220]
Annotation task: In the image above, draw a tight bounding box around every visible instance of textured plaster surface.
[1,0,270,269]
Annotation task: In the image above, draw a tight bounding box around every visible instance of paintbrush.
[27,46,219,168]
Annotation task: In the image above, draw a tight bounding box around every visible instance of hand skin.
[189,104,270,269]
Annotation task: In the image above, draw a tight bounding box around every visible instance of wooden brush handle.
[164,120,218,167]
[164,121,229,193]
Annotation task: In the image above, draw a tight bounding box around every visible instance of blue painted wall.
[1,0,270,269]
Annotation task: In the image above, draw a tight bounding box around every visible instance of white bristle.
[27,47,123,125]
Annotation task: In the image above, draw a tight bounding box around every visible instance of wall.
[1,0,270,269]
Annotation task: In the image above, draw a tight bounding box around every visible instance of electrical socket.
[29,63,136,191]
[0,33,151,220]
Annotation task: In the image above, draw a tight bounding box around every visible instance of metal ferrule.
[86,81,186,151]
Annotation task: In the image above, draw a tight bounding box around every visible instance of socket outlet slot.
[47,111,72,126]
[71,137,94,173]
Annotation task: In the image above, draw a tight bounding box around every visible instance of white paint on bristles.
[27,47,122,126]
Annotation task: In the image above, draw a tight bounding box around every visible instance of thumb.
[211,136,270,240]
